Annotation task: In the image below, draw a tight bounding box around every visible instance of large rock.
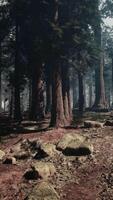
[31,162,56,179]
[27,181,60,200]
[57,134,85,151]
[57,134,93,156]
[0,150,5,160]
[84,120,103,128]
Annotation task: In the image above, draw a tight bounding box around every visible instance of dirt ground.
[0,114,113,200]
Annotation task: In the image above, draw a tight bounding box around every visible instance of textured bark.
[93,10,108,111]
[50,0,67,127]
[50,64,66,127]
[93,52,108,110]
[62,67,70,123]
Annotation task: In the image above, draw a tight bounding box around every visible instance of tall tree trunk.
[9,87,14,119]
[0,63,2,113]
[50,0,67,127]
[89,77,93,108]
[62,67,70,123]
[50,63,66,127]
[46,80,52,114]
[112,57,113,105]
[93,6,107,111]
[72,77,78,108]
[30,64,45,121]
[14,18,21,121]
[62,66,72,124]
[45,65,52,114]
[30,66,38,120]
[0,44,2,113]
[78,72,84,114]
[93,51,108,110]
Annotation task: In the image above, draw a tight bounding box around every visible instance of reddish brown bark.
[50,64,67,127]
[93,52,108,110]
[62,67,72,124]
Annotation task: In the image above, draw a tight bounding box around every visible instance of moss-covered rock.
[27,182,60,200]
[31,162,56,179]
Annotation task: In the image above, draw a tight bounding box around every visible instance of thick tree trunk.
[93,52,108,110]
[62,67,71,123]
[30,64,45,121]
[78,72,84,114]
[50,0,67,127]
[62,68,70,122]
[50,63,66,127]
[37,76,45,120]
[93,14,108,111]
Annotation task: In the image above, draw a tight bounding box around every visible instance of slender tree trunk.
[45,65,52,114]
[78,72,84,114]
[9,87,14,119]
[89,78,93,108]
[112,57,113,105]
[67,81,72,121]
[83,78,87,108]
[0,44,2,112]
[30,66,38,120]
[0,65,2,113]
[72,77,78,108]
[14,18,21,121]
[46,81,52,114]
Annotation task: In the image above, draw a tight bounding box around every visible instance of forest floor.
[0,112,113,200]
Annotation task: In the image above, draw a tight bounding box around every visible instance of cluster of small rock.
[0,132,94,200]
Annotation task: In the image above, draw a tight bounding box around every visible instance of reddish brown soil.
[0,126,113,200]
